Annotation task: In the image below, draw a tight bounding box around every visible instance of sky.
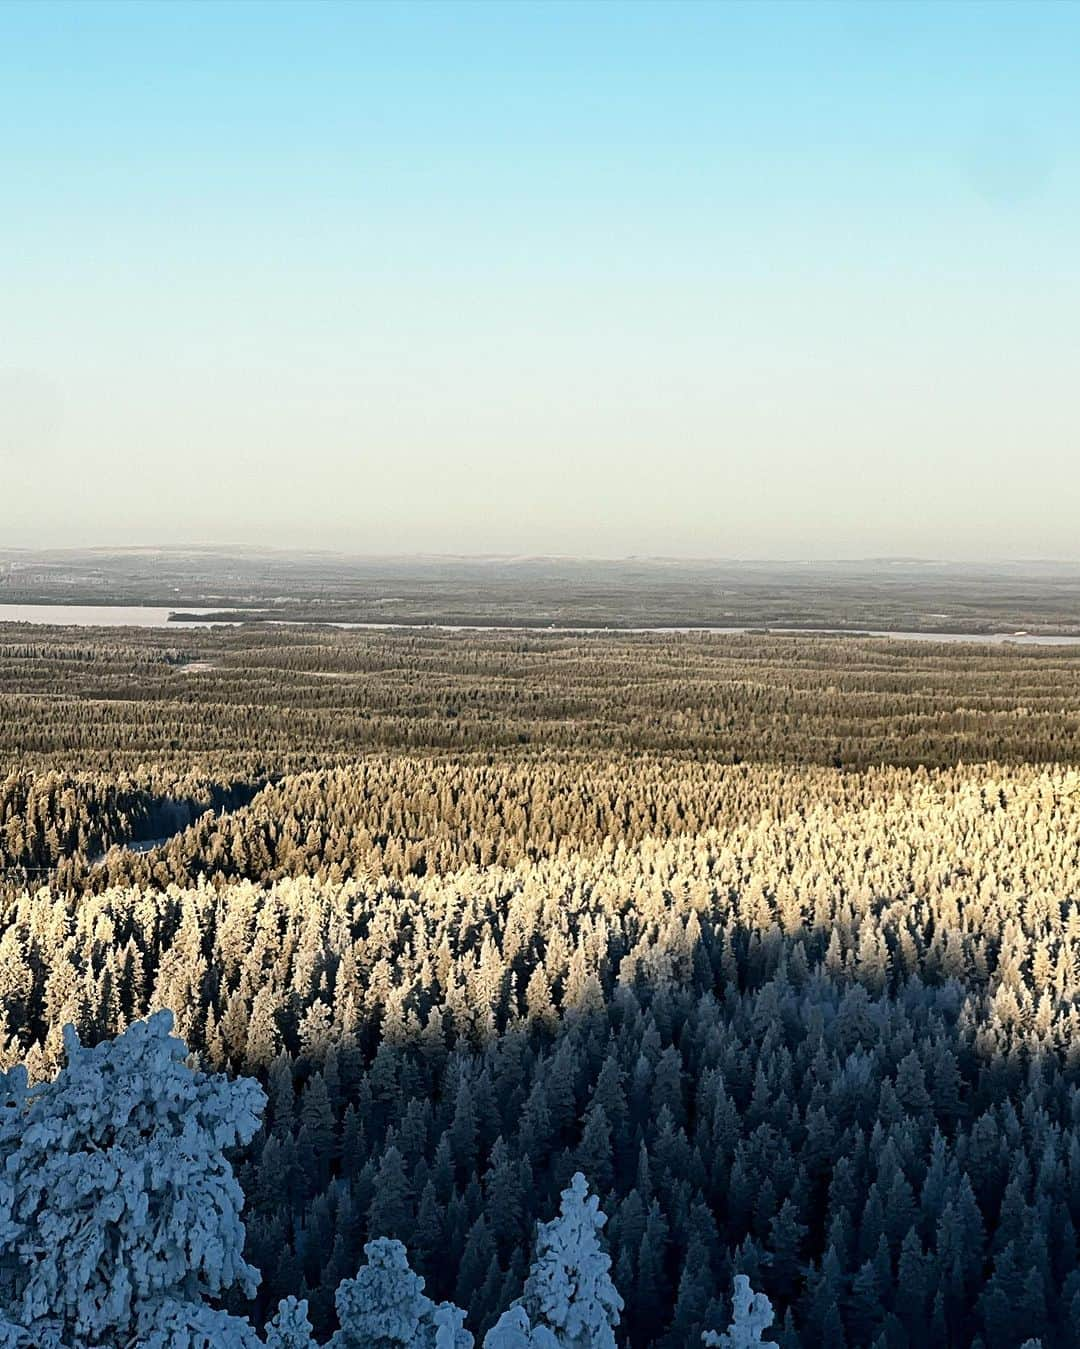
[1,0,1078,559]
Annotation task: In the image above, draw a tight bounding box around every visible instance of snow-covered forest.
[0,1011,771,1349]
[3,627,1080,1346]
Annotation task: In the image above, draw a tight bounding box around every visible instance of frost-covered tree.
[265,1297,317,1349]
[0,1011,266,1349]
[328,1237,472,1349]
[482,1306,558,1348]
[702,1276,778,1348]
[0,1313,32,1349]
[517,1173,622,1349]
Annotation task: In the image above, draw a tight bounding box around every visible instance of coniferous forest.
[3,623,1080,1347]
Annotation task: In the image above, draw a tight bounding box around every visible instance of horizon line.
[4,546,1080,569]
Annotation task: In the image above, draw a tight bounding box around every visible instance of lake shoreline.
[2,603,1080,645]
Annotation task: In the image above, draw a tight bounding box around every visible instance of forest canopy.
[1,624,1078,1347]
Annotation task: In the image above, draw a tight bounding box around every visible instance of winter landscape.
[4,1,1079,1346]
[2,613,1080,1347]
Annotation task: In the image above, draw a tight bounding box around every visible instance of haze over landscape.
[3,0,1079,557]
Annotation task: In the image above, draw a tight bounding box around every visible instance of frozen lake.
[2,603,1080,644]
[0,605,223,628]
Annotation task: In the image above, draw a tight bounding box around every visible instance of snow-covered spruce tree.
[482,1306,558,1348]
[702,1276,778,1348]
[0,1011,266,1349]
[509,1172,622,1349]
[0,1311,43,1349]
[327,1237,473,1349]
[265,1297,317,1349]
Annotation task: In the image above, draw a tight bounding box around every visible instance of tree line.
[4,626,1080,774]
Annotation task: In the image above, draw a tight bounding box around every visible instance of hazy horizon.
[7,544,1080,572]
[2,548,1080,565]
[4,1,1079,557]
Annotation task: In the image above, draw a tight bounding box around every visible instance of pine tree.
[265,1297,317,1349]
[483,1306,559,1348]
[518,1173,623,1349]
[635,1200,671,1343]
[702,1276,779,1348]
[574,1103,614,1194]
[0,1012,265,1349]
[369,1146,415,1246]
[667,1248,713,1347]
[766,1198,806,1301]
[329,1238,473,1349]
[846,1259,883,1346]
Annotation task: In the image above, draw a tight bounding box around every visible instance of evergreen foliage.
[327,1238,471,1349]
[703,1277,778,1348]
[4,628,1080,1344]
[0,1012,264,1348]
[516,1173,622,1349]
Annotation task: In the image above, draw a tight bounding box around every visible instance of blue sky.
[2,1,1078,556]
